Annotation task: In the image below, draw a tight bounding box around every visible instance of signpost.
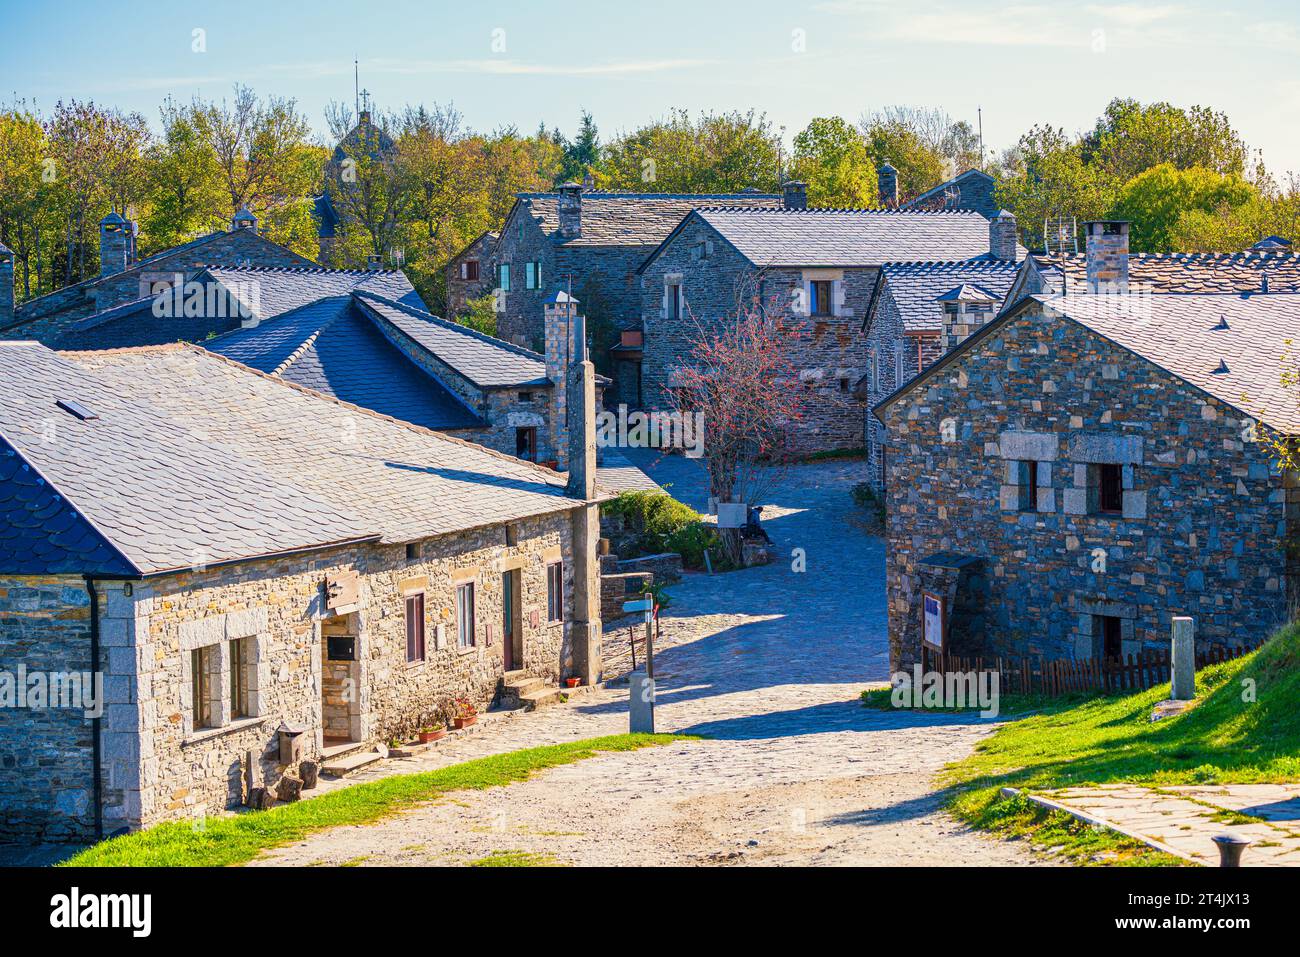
[922,591,946,661]
[624,597,656,732]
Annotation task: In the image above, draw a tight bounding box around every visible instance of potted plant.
[452,697,477,730]
[565,676,581,688]
[418,723,445,743]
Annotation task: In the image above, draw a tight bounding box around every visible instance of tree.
[557,111,600,184]
[598,109,782,193]
[0,107,52,299]
[860,115,947,202]
[1111,164,1257,252]
[790,116,877,208]
[669,273,806,566]
[994,125,1118,250]
[145,99,227,249]
[1082,98,1248,183]
[456,293,497,336]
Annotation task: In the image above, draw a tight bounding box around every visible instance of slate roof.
[205,265,425,321]
[682,208,998,268]
[355,292,549,388]
[0,342,583,576]
[1031,252,1300,296]
[900,169,996,211]
[874,258,1019,332]
[878,292,1300,436]
[514,191,779,248]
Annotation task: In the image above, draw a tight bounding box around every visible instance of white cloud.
[1084,4,1182,27]
[365,57,718,78]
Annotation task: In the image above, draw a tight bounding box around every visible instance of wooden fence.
[919,640,1262,698]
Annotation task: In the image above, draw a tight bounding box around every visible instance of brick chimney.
[0,240,14,327]
[557,182,583,240]
[782,180,808,210]
[564,296,602,686]
[1084,221,1130,294]
[99,212,129,278]
[878,162,899,208]
[989,210,1018,262]
[231,206,259,234]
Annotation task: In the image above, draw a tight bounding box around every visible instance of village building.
[0,209,314,343]
[313,106,398,267]
[445,230,498,318]
[875,236,1299,672]
[634,181,998,455]
[857,209,1023,486]
[489,184,780,401]
[898,168,1002,219]
[0,324,604,844]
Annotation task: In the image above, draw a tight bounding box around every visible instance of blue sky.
[3,0,1299,172]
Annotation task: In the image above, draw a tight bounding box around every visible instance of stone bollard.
[247,787,275,811]
[1212,834,1251,867]
[1171,617,1195,700]
[276,775,304,803]
[629,672,655,733]
[299,760,320,790]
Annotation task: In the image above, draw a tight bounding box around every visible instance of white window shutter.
[536,262,542,288]
[832,280,845,316]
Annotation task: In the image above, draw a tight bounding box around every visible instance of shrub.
[601,491,721,569]
[850,481,885,528]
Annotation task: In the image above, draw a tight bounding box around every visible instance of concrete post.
[1171,616,1195,700]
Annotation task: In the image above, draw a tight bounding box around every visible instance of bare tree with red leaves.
[669,271,806,565]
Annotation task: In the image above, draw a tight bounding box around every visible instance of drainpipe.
[83,574,104,841]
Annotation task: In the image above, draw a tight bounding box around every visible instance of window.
[1092,463,1124,514]
[839,377,850,393]
[456,583,476,648]
[461,260,479,281]
[405,593,425,662]
[546,562,563,623]
[667,283,682,319]
[895,348,906,388]
[406,541,422,561]
[229,638,250,718]
[191,646,215,730]
[810,280,833,316]
[498,263,510,292]
[525,261,541,289]
[1016,460,1040,513]
[1096,615,1123,661]
[516,426,537,462]
[519,391,534,402]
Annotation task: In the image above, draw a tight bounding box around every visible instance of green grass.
[942,621,1300,862]
[62,734,683,868]
[468,849,564,867]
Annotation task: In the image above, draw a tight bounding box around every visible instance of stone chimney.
[1084,221,1130,294]
[544,290,579,468]
[782,180,808,210]
[877,162,899,209]
[99,212,129,278]
[0,240,14,327]
[232,206,259,234]
[557,182,583,240]
[989,210,1018,262]
[564,298,602,686]
[366,254,383,271]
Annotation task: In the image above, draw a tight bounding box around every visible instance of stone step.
[504,675,545,696]
[321,749,383,777]
[320,740,367,762]
[503,669,530,683]
[518,687,563,711]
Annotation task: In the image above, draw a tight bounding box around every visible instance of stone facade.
[0,512,584,841]
[878,302,1296,672]
[903,169,1001,218]
[638,216,873,455]
[445,231,497,319]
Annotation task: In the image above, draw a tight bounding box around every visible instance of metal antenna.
[354,58,359,117]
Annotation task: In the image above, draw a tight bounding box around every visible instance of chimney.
[557,182,583,240]
[989,209,1018,262]
[877,161,899,208]
[544,290,579,468]
[782,180,808,210]
[564,294,602,685]
[1084,221,1130,294]
[232,207,259,234]
[99,212,129,278]
[0,240,14,327]
[565,308,596,500]
[366,254,383,271]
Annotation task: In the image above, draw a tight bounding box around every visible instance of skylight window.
[55,399,97,421]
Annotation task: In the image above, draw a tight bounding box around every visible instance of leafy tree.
[456,292,497,336]
[557,111,600,184]
[860,116,947,202]
[598,109,781,193]
[994,125,1118,250]
[0,107,53,299]
[145,99,227,249]
[1111,164,1257,252]
[1082,98,1248,182]
[789,116,877,208]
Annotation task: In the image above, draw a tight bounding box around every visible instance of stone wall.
[492,207,560,349]
[878,303,1294,672]
[1,510,584,840]
[445,232,496,318]
[0,576,96,843]
[639,217,872,455]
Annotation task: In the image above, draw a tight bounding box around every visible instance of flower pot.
[565,677,581,688]
[418,729,445,743]
[453,716,476,730]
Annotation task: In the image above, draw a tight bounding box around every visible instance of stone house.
[875,280,1299,673]
[5,257,599,469]
[445,230,498,318]
[898,168,1001,219]
[0,209,314,343]
[489,184,780,398]
[858,210,1023,487]
[634,187,997,455]
[0,331,604,843]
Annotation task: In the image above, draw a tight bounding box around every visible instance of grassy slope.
[944,622,1300,861]
[64,734,681,868]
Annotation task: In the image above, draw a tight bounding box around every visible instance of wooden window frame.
[405,593,426,662]
[1016,460,1040,513]
[191,645,215,730]
[546,561,564,623]
[229,638,250,719]
[1093,463,1124,514]
[456,582,476,648]
[810,280,833,317]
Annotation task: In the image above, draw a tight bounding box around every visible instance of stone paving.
[252,454,1040,867]
[1040,783,1300,866]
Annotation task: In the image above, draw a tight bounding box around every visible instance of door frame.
[502,568,522,671]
